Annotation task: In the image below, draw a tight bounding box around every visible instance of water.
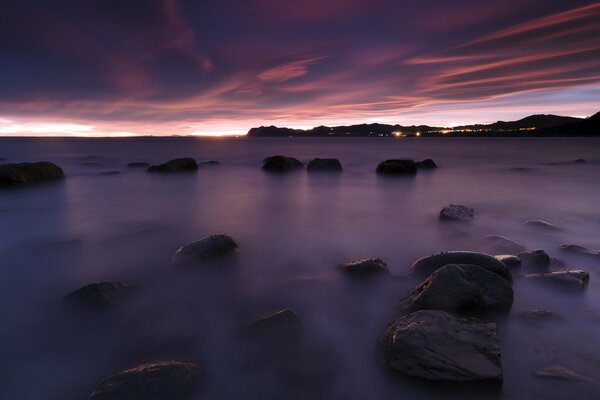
[1,137,599,399]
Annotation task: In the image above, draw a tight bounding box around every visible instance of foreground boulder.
[524,220,562,231]
[400,264,513,315]
[170,234,238,266]
[88,360,204,400]
[494,255,521,269]
[147,158,198,173]
[410,251,512,283]
[62,282,135,312]
[375,159,417,175]
[517,250,550,272]
[383,310,502,381]
[416,159,437,169]
[439,204,474,222]
[340,258,389,276]
[0,162,64,186]
[307,158,342,172]
[481,235,527,255]
[262,155,303,172]
[524,269,589,290]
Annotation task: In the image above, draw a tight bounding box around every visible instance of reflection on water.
[1,137,600,399]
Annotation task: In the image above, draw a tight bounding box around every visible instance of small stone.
[439,205,474,222]
[340,258,389,276]
[170,234,238,266]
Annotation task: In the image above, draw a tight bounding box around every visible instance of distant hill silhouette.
[247,112,598,137]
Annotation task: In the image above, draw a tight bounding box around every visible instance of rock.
[276,343,340,390]
[534,364,590,382]
[88,360,204,400]
[375,159,417,175]
[147,158,198,173]
[127,162,149,168]
[517,250,550,272]
[439,205,474,222]
[306,158,342,172]
[170,234,238,266]
[524,269,590,290]
[410,251,512,283]
[399,264,513,315]
[62,282,135,312]
[518,309,565,327]
[481,235,527,255]
[262,155,303,172]
[494,255,521,269]
[0,161,64,186]
[524,220,562,231]
[559,244,600,258]
[383,310,502,381]
[549,257,566,268]
[416,159,437,169]
[240,308,303,342]
[340,258,389,276]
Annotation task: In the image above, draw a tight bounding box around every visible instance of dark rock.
[534,364,590,382]
[240,308,303,342]
[517,250,550,272]
[494,255,521,269]
[481,235,527,255]
[62,282,135,312]
[524,220,562,231]
[383,310,502,381]
[559,244,600,258]
[147,158,198,173]
[307,158,342,172]
[276,343,340,390]
[549,257,566,268]
[518,309,565,327]
[340,258,389,276]
[262,155,303,172]
[127,162,150,168]
[399,264,513,315]
[524,269,590,290]
[170,234,238,266]
[88,360,204,400]
[439,204,474,222]
[410,251,512,283]
[375,159,417,175]
[0,162,64,186]
[416,158,437,169]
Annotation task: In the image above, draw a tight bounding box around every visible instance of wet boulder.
[307,158,342,172]
[340,258,389,276]
[494,255,521,270]
[375,159,417,175]
[262,155,303,172]
[439,205,474,222]
[127,162,149,168]
[399,264,513,315]
[147,158,198,173]
[62,282,135,312]
[0,161,64,186]
[383,310,502,382]
[416,158,437,169]
[88,360,204,400]
[517,250,550,272]
[524,269,590,291]
[410,251,512,283]
[524,220,562,231]
[481,235,527,255]
[170,234,238,266]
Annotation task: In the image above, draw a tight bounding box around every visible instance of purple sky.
[1,0,599,136]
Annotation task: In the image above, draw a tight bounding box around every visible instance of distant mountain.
[247,112,598,137]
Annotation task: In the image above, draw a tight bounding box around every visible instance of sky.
[1,0,599,136]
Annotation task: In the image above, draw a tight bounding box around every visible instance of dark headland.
[247,111,600,137]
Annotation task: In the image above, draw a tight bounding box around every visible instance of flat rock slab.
[170,234,238,266]
[534,364,590,382]
[410,251,513,283]
[439,205,474,222]
[524,269,590,290]
[383,310,503,381]
[88,360,204,400]
[0,161,64,186]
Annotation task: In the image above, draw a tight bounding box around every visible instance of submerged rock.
[375,159,417,175]
[517,250,550,272]
[494,255,521,269]
[127,162,150,168]
[307,158,342,172]
[262,155,303,172]
[0,161,64,186]
[170,234,238,266]
[439,205,474,222]
[416,158,437,169]
[400,264,513,315]
[147,158,198,173]
[518,309,565,327]
[88,360,204,400]
[383,310,502,382]
[340,258,389,276]
[524,269,590,290]
[240,308,303,342]
[62,282,135,312]
[410,251,512,283]
[559,244,600,258]
[524,220,562,231]
[482,235,527,255]
[534,364,590,382]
